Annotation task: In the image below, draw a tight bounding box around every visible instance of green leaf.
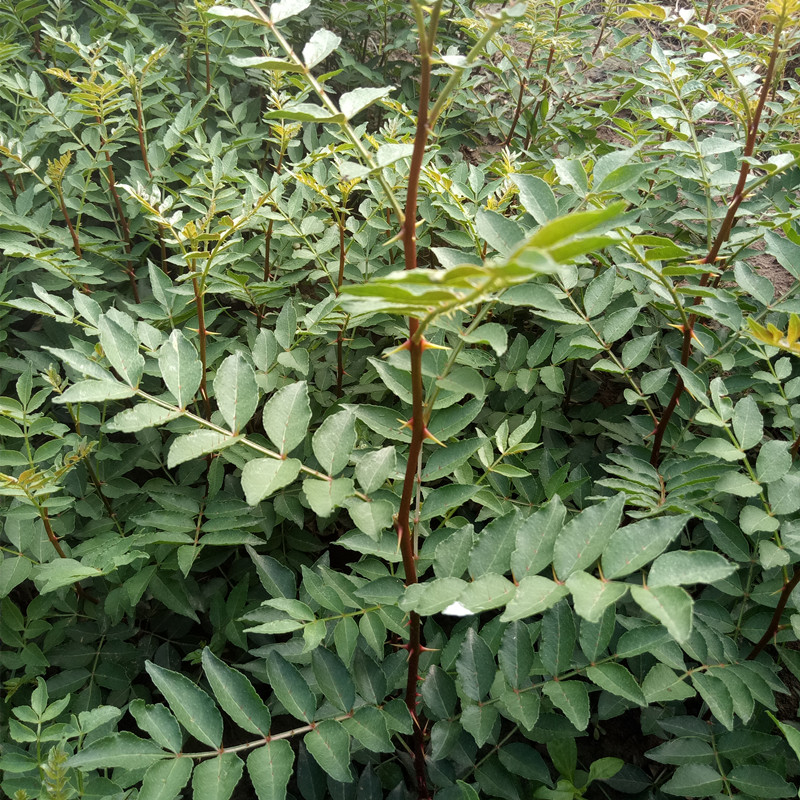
[345,498,393,540]
[145,662,223,749]
[304,720,352,783]
[303,29,341,67]
[469,511,519,579]
[587,757,623,784]
[539,601,575,676]
[565,572,628,623]
[266,652,316,722]
[646,738,714,765]
[422,438,482,482]
[247,740,294,800]
[422,666,458,720]
[476,208,525,256]
[312,648,355,713]
[732,395,763,450]
[201,649,271,737]
[647,551,735,587]
[602,514,691,579]
[461,704,499,748]
[262,381,311,455]
[691,672,733,730]
[500,576,568,622]
[105,404,181,433]
[553,494,625,580]
[586,663,645,706]
[499,686,541,731]
[141,757,193,800]
[768,712,800,761]
[553,158,588,196]
[583,268,616,317]
[542,681,589,730]
[229,55,304,72]
[510,496,566,580]
[271,0,311,23]
[456,629,495,701]
[499,621,534,690]
[34,559,104,594]
[98,313,144,387]
[515,174,557,224]
[341,706,393,753]
[339,86,394,119]
[354,446,396,493]
[756,440,792,483]
[302,477,354,517]
[167,430,239,468]
[460,574,516,613]
[498,742,551,784]
[241,458,301,506]
[207,6,264,23]
[129,700,183,753]
[159,330,202,410]
[68,732,168,771]
[662,765,723,797]
[630,584,693,642]
[191,753,243,800]
[0,556,32,597]
[55,379,135,404]
[642,664,695,703]
[214,353,258,434]
[312,408,356,475]
[728,766,794,799]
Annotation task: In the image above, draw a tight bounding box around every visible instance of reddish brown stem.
[505,40,536,146]
[335,211,347,398]
[395,10,438,797]
[592,1,612,57]
[57,191,82,258]
[748,567,800,660]
[703,0,714,24]
[41,508,96,603]
[523,6,563,150]
[649,23,783,467]
[791,431,800,459]
[191,272,212,418]
[2,168,17,198]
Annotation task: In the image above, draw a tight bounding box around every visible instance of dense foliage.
[2,0,800,798]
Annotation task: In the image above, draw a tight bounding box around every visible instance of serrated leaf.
[457,629,495,701]
[312,408,356,475]
[662,764,723,797]
[202,649,271,737]
[141,757,193,800]
[55,379,135,404]
[732,395,763,450]
[553,494,624,580]
[271,0,310,23]
[542,681,589,730]
[602,514,690,579]
[500,575,568,622]
[241,458,301,506]
[105,404,181,433]
[341,706,393,753]
[587,663,645,706]
[647,551,735,587]
[354,446,396,493]
[312,648,355,713]
[98,314,144,387]
[692,672,733,730]
[510,496,566,580]
[499,621,534,690]
[191,753,244,800]
[129,701,183,753]
[728,765,794,798]
[339,86,394,119]
[304,720,352,783]
[145,662,223,749]
[262,381,311,455]
[68,732,168,771]
[642,664,695,703]
[630,584,693,642]
[422,665,458,720]
[159,330,202,409]
[566,572,628,622]
[167,430,239,468]
[214,353,258,434]
[266,652,315,723]
[303,29,341,67]
[247,740,294,800]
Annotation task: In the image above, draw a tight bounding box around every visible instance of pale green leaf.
[262,381,311,455]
